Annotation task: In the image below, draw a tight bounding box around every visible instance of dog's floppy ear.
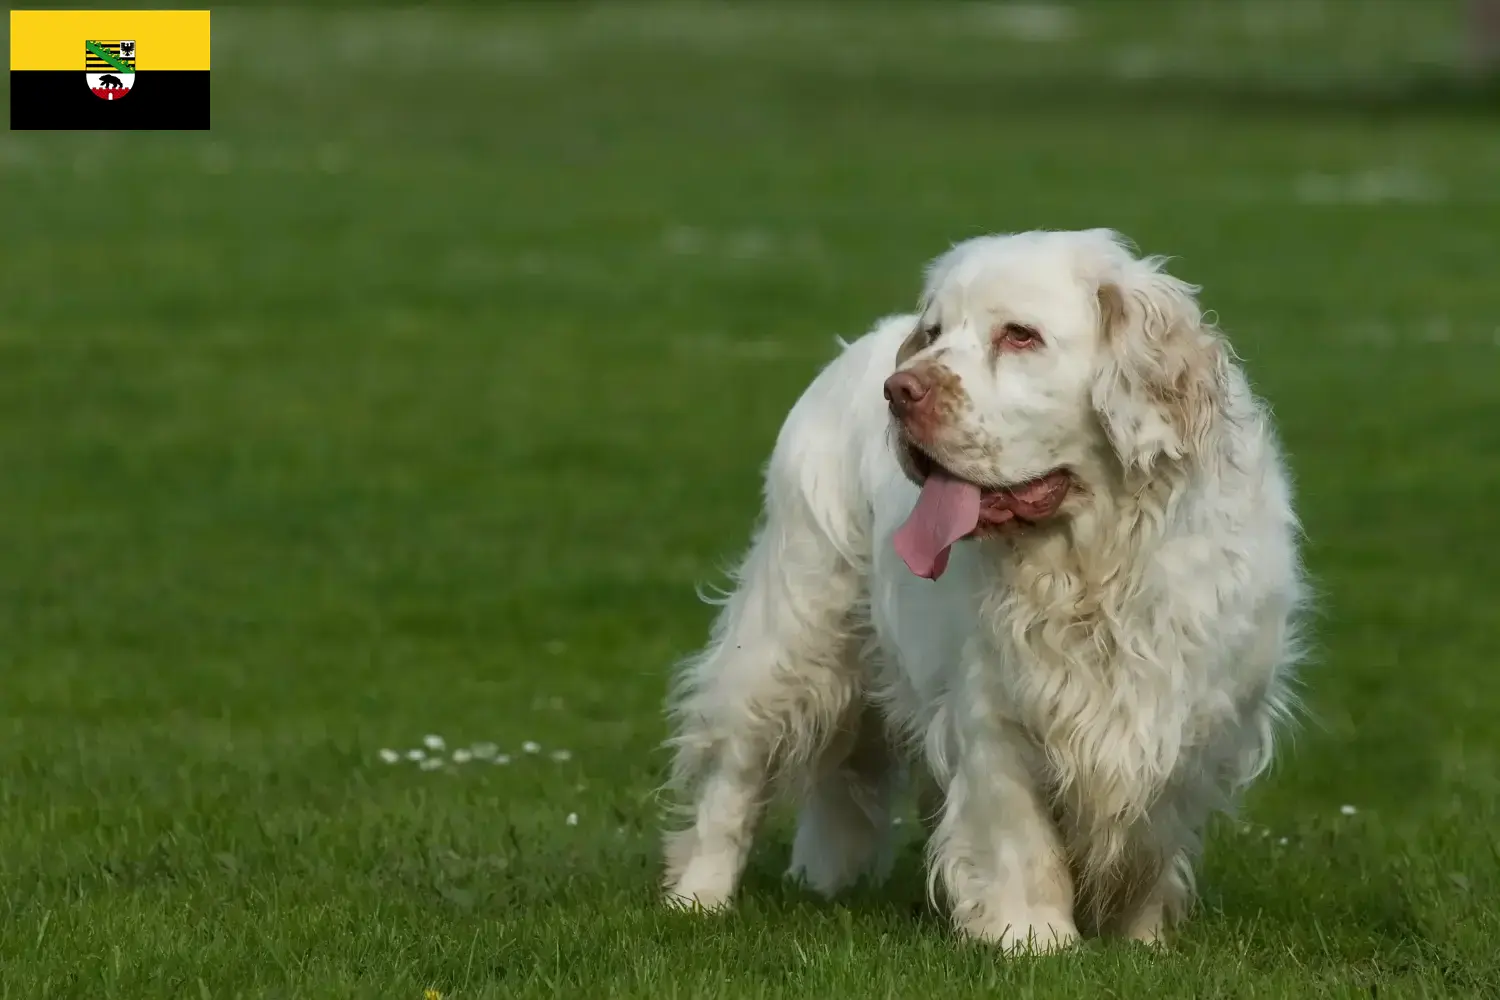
[1090,250,1228,473]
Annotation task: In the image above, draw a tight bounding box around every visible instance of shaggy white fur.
[661,229,1306,953]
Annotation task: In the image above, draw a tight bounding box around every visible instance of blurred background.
[2,2,1498,996]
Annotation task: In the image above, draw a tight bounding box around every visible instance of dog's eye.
[922,324,941,344]
[996,323,1042,350]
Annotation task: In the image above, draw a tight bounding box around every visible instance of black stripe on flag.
[10,71,210,129]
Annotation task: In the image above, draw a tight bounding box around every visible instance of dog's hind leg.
[786,695,901,897]
[661,322,893,911]
[662,498,864,911]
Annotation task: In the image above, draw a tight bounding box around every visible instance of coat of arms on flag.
[85,40,136,101]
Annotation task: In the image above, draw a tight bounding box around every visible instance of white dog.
[661,229,1306,952]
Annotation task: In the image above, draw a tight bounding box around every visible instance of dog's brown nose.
[884,371,931,415]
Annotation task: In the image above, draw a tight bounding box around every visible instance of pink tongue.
[892,470,983,580]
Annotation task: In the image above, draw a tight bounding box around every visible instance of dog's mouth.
[894,440,1073,581]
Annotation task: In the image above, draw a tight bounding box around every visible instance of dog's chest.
[984,569,1203,823]
[869,536,1225,816]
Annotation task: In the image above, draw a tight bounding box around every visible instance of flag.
[10,9,211,129]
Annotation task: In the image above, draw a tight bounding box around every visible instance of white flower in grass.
[565,812,578,826]
[493,754,512,765]
[378,749,401,764]
[550,749,572,762]
[423,734,446,751]
[419,757,444,771]
[452,749,473,764]
[522,741,541,754]
[406,749,426,761]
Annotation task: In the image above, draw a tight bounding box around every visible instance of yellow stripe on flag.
[9,9,211,71]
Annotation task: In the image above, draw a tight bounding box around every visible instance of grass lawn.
[2,2,1499,996]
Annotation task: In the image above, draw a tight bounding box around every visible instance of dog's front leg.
[927,719,1078,954]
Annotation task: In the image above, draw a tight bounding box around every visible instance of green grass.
[2,2,1499,996]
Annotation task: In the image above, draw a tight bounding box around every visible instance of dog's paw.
[1122,904,1172,949]
[962,911,1080,955]
[662,857,737,913]
[662,884,732,913]
[785,846,878,899]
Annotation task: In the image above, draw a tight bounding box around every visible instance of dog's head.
[887,230,1228,577]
